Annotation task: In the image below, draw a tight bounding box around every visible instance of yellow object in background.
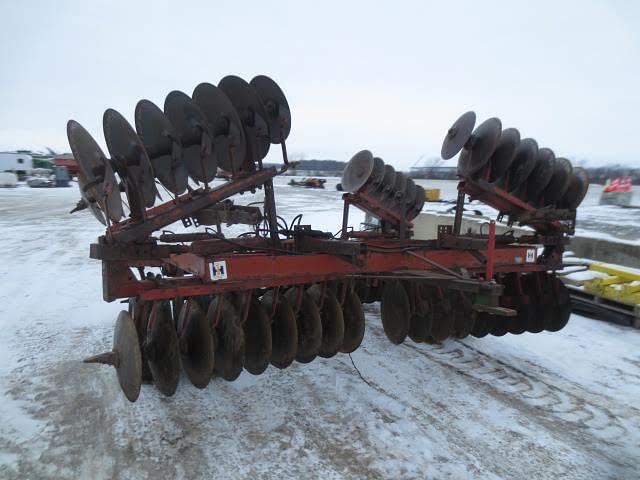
[424,188,440,202]
[583,263,640,306]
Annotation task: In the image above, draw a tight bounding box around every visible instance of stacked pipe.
[341,150,426,221]
[67,75,291,226]
[441,111,590,211]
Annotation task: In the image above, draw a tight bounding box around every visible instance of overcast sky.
[1,0,638,168]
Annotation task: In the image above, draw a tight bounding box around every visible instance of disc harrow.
[70,82,585,402]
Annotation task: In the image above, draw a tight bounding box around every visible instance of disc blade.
[526,147,556,199]
[219,75,271,167]
[208,295,245,381]
[135,99,188,195]
[470,312,493,338]
[429,294,454,342]
[407,285,432,343]
[103,108,157,211]
[178,299,213,388]
[441,111,476,160]
[507,138,538,193]
[457,117,502,178]
[262,290,298,368]
[340,289,366,353]
[250,75,291,143]
[341,150,375,193]
[307,284,344,358]
[67,120,123,222]
[144,301,180,396]
[193,82,246,173]
[380,280,410,344]
[452,293,475,339]
[164,90,217,183]
[284,288,322,363]
[113,310,142,402]
[408,185,426,220]
[543,157,572,205]
[488,128,520,183]
[242,297,272,374]
[545,275,572,332]
[380,164,397,196]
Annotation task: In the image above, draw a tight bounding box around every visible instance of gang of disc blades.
[262,290,298,368]
[250,75,291,143]
[457,117,502,178]
[67,120,123,222]
[208,295,245,381]
[192,82,246,173]
[441,111,476,160]
[113,310,143,402]
[243,297,272,374]
[164,90,217,183]
[507,138,538,193]
[307,284,345,358]
[341,150,375,193]
[543,157,572,205]
[178,299,213,388]
[380,280,411,344]
[488,127,520,183]
[144,302,181,396]
[103,108,157,211]
[340,290,365,353]
[135,99,188,195]
[219,75,271,166]
[526,147,556,198]
[284,288,322,363]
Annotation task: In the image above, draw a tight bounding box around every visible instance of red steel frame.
[91,167,568,305]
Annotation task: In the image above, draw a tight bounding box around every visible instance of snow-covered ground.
[1,178,639,480]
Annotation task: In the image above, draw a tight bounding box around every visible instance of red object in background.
[53,156,79,175]
[603,177,632,193]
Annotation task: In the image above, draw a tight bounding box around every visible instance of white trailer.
[0,152,33,174]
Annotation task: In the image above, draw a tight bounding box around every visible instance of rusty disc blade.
[76,169,106,225]
[130,298,153,383]
[262,290,298,368]
[408,185,426,220]
[429,294,454,342]
[135,99,188,195]
[178,299,213,388]
[242,297,272,374]
[545,275,572,332]
[380,165,397,196]
[103,108,157,213]
[470,312,493,338]
[368,157,386,189]
[113,310,143,402]
[408,297,432,343]
[507,138,539,194]
[380,280,411,344]
[285,288,322,363]
[67,120,123,222]
[208,295,245,381]
[307,284,344,358]
[452,293,475,339]
[164,90,217,183]
[250,75,291,144]
[562,167,589,210]
[526,147,556,200]
[219,75,271,166]
[342,150,375,193]
[340,290,366,353]
[488,128,520,183]
[144,301,181,396]
[543,157,572,205]
[193,82,246,173]
[441,111,476,160]
[457,117,502,179]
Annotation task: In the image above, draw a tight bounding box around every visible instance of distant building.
[0,152,33,175]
